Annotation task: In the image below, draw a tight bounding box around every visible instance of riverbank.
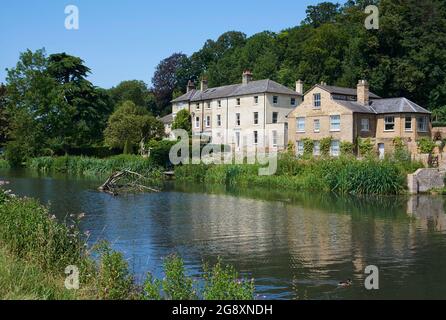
[0,186,255,300]
[175,154,423,195]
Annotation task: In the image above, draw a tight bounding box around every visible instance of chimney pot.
[242,70,253,85]
[200,78,208,91]
[186,80,195,93]
[296,79,304,95]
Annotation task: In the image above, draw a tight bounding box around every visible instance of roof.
[308,84,381,99]
[335,98,431,114]
[159,113,173,124]
[172,79,301,103]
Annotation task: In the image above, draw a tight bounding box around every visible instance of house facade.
[159,113,175,140]
[287,80,432,158]
[171,71,303,151]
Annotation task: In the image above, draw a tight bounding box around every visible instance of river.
[1,168,446,300]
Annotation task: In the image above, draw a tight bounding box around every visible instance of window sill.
[405,130,413,132]
[296,131,306,134]
[384,130,395,132]
[314,130,320,133]
[330,129,341,132]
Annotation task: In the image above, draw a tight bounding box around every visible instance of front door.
[378,143,385,159]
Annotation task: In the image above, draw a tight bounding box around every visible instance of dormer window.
[313,93,321,108]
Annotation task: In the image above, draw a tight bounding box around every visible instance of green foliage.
[0,159,10,169]
[147,139,177,168]
[417,137,436,154]
[203,259,254,300]
[108,80,156,112]
[172,109,192,135]
[104,101,164,154]
[94,241,135,300]
[27,155,162,176]
[340,141,355,156]
[358,138,374,157]
[320,137,332,157]
[302,138,314,156]
[162,255,196,300]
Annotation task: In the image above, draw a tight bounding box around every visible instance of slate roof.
[171,79,301,103]
[311,84,381,99]
[160,113,173,124]
[336,97,431,114]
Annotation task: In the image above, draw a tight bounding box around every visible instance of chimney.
[186,80,195,93]
[200,78,208,91]
[320,81,327,86]
[357,79,369,105]
[295,79,304,95]
[242,70,253,85]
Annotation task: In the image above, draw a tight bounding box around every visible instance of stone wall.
[407,168,445,194]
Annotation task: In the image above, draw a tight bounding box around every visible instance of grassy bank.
[26,155,161,177]
[175,154,423,195]
[0,159,9,169]
[0,187,254,300]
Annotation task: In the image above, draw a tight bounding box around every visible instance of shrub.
[358,138,374,157]
[203,259,254,300]
[302,138,314,157]
[147,139,177,168]
[417,138,436,154]
[161,254,196,300]
[0,159,10,169]
[340,141,355,156]
[94,241,135,300]
[320,137,332,157]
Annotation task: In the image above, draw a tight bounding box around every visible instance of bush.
[302,138,314,157]
[147,139,177,168]
[340,141,355,156]
[94,241,135,300]
[320,137,332,157]
[0,159,10,169]
[358,138,374,157]
[417,137,436,154]
[203,259,254,300]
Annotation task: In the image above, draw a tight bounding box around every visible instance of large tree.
[0,84,9,147]
[104,101,164,154]
[108,80,156,112]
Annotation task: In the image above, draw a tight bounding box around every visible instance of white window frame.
[296,141,304,156]
[291,98,296,106]
[330,115,341,132]
[330,140,340,157]
[253,112,259,125]
[314,119,320,132]
[236,98,241,106]
[296,117,305,133]
[195,116,200,129]
[253,130,258,145]
[273,96,278,104]
[218,100,222,108]
[313,93,321,108]
[405,116,412,132]
[417,116,428,132]
[236,113,241,126]
[272,112,278,124]
[313,141,320,156]
[217,114,221,127]
[196,103,200,110]
[254,96,259,105]
[384,116,395,132]
[361,118,370,132]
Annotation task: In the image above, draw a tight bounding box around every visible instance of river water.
[1,169,446,300]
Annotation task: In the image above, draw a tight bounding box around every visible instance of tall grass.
[26,155,161,177]
[175,154,423,195]
[0,159,10,169]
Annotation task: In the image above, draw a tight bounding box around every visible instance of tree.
[104,101,164,154]
[5,49,113,157]
[108,80,156,112]
[152,53,189,116]
[172,109,192,136]
[0,84,8,146]
[303,2,341,27]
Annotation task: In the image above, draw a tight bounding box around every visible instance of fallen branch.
[99,170,160,195]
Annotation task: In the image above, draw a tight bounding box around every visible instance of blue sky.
[0,0,335,89]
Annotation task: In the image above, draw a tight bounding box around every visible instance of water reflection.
[2,169,446,299]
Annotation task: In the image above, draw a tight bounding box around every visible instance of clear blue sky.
[0,0,335,89]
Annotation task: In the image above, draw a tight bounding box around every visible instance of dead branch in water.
[98,170,160,195]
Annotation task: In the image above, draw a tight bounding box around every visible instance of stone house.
[287,80,432,158]
[171,71,303,151]
[159,113,174,140]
